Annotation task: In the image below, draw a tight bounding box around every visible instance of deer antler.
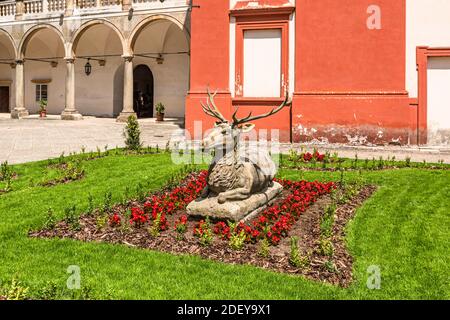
[200,89,227,123]
[232,92,292,127]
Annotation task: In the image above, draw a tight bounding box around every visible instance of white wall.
[23,28,66,114]
[6,20,189,118]
[134,20,189,118]
[243,29,282,97]
[427,57,450,144]
[406,0,450,97]
[0,36,16,111]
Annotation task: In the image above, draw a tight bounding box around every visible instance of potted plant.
[39,99,47,118]
[155,102,165,122]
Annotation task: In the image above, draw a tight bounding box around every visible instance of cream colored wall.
[0,37,15,111]
[427,57,450,144]
[134,20,189,118]
[406,0,450,97]
[24,61,65,114]
[5,19,189,118]
[23,28,66,114]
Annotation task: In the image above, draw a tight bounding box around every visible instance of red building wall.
[185,0,232,139]
[293,0,413,145]
[186,0,416,145]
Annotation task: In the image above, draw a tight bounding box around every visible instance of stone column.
[15,0,25,20]
[117,55,136,122]
[61,58,83,120]
[65,0,74,16]
[11,60,29,119]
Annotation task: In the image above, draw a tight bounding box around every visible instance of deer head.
[201,89,291,150]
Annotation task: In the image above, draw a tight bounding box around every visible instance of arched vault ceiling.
[74,24,123,57]
[24,29,65,58]
[0,41,14,59]
[134,20,188,54]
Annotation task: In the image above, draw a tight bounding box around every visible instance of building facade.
[0,0,449,145]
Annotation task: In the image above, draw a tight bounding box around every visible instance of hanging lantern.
[84,59,92,76]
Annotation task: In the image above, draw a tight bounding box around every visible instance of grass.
[0,152,449,299]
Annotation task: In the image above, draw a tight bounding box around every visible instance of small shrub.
[1,278,29,300]
[320,204,336,238]
[405,156,411,167]
[258,238,270,258]
[64,160,84,181]
[44,207,56,230]
[123,115,142,151]
[194,217,213,246]
[319,238,334,257]
[323,260,337,273]
[0,161,12,181]
[229,229,246,251]
[102,191,113,213]
[149,212,163,237]
[37,281,58,300]
[64,205,80,230]
[289,237,309,269]
[96,214,108,230]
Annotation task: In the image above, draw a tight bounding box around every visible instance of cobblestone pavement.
[0,114,185,164]
[1,113,449,164]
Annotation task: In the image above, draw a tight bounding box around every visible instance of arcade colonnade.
[0,14,190,120]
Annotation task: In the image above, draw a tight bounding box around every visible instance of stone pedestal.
[61,111,83,120]
[11,109,29,119]
[116,112,137,122]
[187,182,283,222]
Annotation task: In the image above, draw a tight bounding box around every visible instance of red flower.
[129,207,148,227]
[109,213,121,227]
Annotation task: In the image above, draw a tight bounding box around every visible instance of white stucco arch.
[69,19,127,58]
[128,14,190,53]
[0,28,18,59]
[18,24,67,59]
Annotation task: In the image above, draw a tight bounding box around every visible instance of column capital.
[64,57,76,64]
[15,59,24,65]
[122,55,134,62]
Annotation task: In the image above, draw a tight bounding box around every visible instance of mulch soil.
[30,182,376,287]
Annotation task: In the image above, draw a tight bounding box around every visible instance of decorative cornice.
[230,6,295,17]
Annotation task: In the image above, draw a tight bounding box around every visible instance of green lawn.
[0,153,449,299]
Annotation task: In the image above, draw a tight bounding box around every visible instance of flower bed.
[30,170,375,286]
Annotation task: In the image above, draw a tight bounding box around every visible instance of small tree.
[123,115,142,151]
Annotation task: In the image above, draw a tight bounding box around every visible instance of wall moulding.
[416,46,450,144]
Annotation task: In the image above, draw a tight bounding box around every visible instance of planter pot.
[39,111,47,118]
[156,113,164,122]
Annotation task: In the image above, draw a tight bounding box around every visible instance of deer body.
[202,147,276,204]
[199,89,290,204]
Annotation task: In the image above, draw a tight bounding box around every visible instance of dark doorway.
[0,87,9,113]
[133,65,154,118]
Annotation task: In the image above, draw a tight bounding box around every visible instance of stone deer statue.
[200,89,291,204]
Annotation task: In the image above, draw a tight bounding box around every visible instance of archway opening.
[21,27,65,115]
[0,31,15,113]
[132,18,189,119]
[133,64,154,118]
[72,23,124,117]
